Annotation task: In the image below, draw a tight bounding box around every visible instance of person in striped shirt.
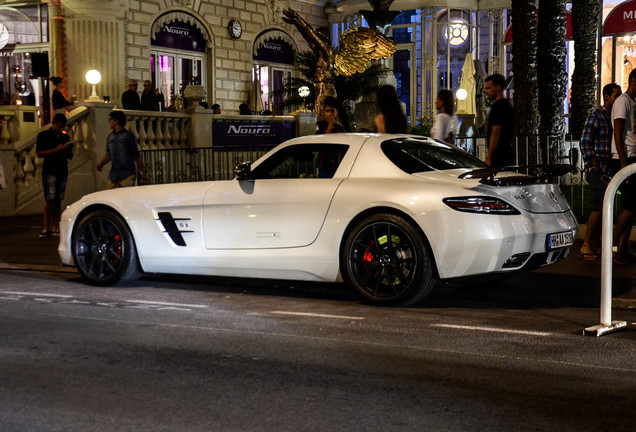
[579,82,621,260]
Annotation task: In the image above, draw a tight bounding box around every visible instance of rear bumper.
[420,209,578,279]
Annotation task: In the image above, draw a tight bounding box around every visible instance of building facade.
[0,1,633,125]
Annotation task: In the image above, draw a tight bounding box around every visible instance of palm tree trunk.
[538,0,567,164]
[570,0,601,138]
[511,0,539,165]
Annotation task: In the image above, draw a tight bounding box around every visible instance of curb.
[0,263,78,275]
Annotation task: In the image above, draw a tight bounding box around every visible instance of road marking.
[126,300,209,309]
[37,313,636,374]
[271,311,365,320]
[432,323,551,337]
[1,291,73,298]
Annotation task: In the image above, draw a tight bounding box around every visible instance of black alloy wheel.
[342,214,435,306]
[72,209,141,286]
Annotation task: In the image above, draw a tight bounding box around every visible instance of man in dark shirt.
[97,110,147,188]
[485,74,515,167]
[35,113,74,237]
[315,96,344,135]
[141,80,162,111]
[121,79,141,110]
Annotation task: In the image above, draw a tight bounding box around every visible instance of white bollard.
[584,163,636,336]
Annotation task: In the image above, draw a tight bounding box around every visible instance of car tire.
[72,209,142,286]
[342,213,435,306]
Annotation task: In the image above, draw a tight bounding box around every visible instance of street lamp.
[85,69,101,101]
[298,85,310,111]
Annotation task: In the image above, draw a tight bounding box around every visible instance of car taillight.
[442,197,520,215]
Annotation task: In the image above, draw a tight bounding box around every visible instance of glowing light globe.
[85,69,102,101]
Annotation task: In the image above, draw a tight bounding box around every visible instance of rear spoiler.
[458,164,576,186]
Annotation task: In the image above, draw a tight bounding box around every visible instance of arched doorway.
[252,29,296,115]
[150,12,210,108]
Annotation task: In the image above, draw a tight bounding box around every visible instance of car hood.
[411,170,572,213]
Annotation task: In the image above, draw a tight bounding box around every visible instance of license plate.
[547,231,574,250]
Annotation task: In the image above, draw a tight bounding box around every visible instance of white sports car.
[59,133,577,305]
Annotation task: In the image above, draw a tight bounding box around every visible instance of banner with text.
[212,120,295,146]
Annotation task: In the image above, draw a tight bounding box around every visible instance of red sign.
[604,0,636,36]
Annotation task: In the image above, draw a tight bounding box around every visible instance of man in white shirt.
[610,69,636,264]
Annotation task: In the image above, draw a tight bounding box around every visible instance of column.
[61,0,128,103]
[488,9,503,75]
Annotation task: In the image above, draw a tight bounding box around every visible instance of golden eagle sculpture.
[282,7,396,121]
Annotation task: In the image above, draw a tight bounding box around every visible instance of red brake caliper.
[113,234,122,263]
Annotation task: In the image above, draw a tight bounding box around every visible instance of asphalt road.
[1,269,635,432]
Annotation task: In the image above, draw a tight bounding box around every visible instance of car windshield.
[381,137,487,174]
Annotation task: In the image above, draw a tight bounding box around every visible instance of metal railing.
[140,144,276,184]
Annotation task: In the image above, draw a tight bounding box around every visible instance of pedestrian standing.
[35,113,74,237]
[315,96,344,134]
[610,69,636,265]
[50,77,74,115]
[578,83,622,260]
[431,89,457,143]
[96,111,147,188]
[374,85,408,134]
[121,79,141,110]
[141,80,161,111]
[484,74,515,167]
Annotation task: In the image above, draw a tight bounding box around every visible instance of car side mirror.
[235,161,252,180]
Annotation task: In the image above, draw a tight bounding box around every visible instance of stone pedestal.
[293,111,316,137]
[186,105,213,148]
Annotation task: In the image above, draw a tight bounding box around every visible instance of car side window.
[251,144,349,179]
[382,138,486,174]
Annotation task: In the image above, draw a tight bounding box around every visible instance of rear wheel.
[342,214,436,306]
[72,209,142,286]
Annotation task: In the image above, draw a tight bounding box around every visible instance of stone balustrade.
[120,110,191,150]
[0,111,16,145]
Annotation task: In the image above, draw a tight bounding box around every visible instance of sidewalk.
[1,214,635,306]
[0,214,75,274]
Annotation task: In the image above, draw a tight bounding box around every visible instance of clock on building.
[228,19,242,39]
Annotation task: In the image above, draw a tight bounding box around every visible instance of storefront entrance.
[151,49,205,108]
[252,30,296,115]
[150,13,209,109]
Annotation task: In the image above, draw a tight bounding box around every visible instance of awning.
[151,12,211,48]
[252,29,297,54]
[604,0,636,36]
[504,10,573,44]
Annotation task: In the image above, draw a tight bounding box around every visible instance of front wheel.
[72,209,142,286]
[341,214,436,306]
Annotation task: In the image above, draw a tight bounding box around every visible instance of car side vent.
[157,212,193,247]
